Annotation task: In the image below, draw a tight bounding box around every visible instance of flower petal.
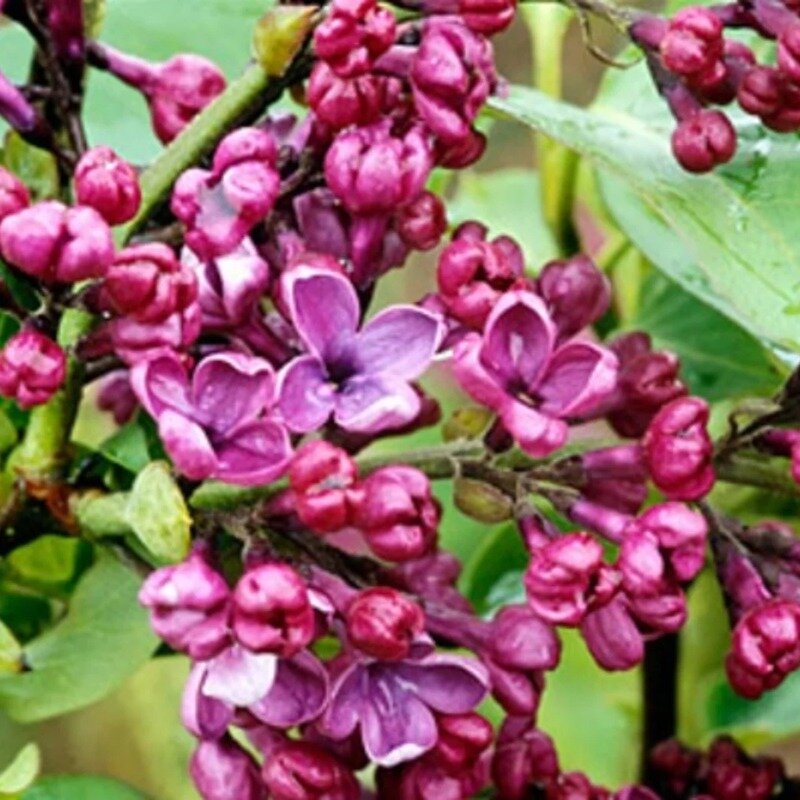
[182,663,234,739]
[319,663,365,741]
[482,291,556,390]
[249,651,329,728]
[354,305,444,379]
[360,665,438,767]
[452,332,506,411]
[213,419,292,486]
[129,350,193,419]
[499,399,567,458]
[539,340,618,418]
[277,355,336,433]
[396,654,488,714]
[202,645,278,707]
[282,266,359,362]
[158,409,218,481]
[334,374,420,433]
[191,351,276,435]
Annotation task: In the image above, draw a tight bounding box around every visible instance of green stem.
[715,453,800,498]
[115,63,275,245]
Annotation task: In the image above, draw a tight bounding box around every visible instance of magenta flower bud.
[73,146,141,225]
[726,600,800,699]
[660,7,724,77]
[172,127,280,259]
[0,201,114,283]
[738,66,784,118]
[410,18,496,145]
[396,191,447,251]
[705,736,783,800]
[109,304,201,365]
[636,503,708,583]
[491,718,559,800]
[190,736,263,800]
[433,712,493,773]
[488,604,561,671]
[103,243,197,323]
[0,69,40,134]
[307,63,386,130]
[388,552,470,612]
[455,0,518,35]
[643,396,715,501]
[352,466,440,562]
[671,110,736,173]
[138,549,230,659]
[0,329,66,409]
[231,563,315,656]
[324,122,433,217]
[437,223,525,329]
[314,0,396,78]
[262,742,361,800]
[289,441,358,534]
[580,595,645,671]
[0,167,30,223]
[345,587,425,660]
[606,332,687,438]
[524,533,617,626]
[96,369,138,425]
[778,25,800,84]
[536,255,610,339]
[435,127,487,169]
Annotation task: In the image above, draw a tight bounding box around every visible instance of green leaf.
[22,775,147,800]
[0,311,19,349]
[0,744,40,796]
[0,620,22,674]
[628,273,782,401]
[0,554,158,722]
[2,133,58,201]
[4,536,93,597]
[98,418,154,474]
[124,462,191,564]
[488,86,800,355]
[447,169,559,269]
[0,592,52,644]
[0,264,39,314]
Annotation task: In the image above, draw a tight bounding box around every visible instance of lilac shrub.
[2,0,800,798]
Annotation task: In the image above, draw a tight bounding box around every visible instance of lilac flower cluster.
[631,0,800,171]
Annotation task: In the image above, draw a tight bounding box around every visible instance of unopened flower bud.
[138,549,230,659]
[778,25,800,84]
[289,440,358,534]
[0,167,29,223]
[345,586,425,660]
[0,329,66,408]
[434,712,494,773]
[726,599,800,699]
[671,110,736,173]
[580,595,644,671]
[262,742,361,800]
[190,736,263,800]
[705,736,784,799]
[537,255,610,339]
[103,243,197,323]
[453,477,513,523]
[397,191,447,251]
[489,604,561,671]
[352,466,440,561]
[74,146,141,225]
[254,6,317,78]
[660,7,724,78]
[0,201,114,283]
[307,63,386,130]
[231,562,315,656]
[643,396,715,501]
[491,717,559,800]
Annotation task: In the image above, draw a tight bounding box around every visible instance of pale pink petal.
[214,419,292,486]
[334,374,420,433]
[452,332,506,411]
[499,398,567,458]
[202,645,278,707]
[129,350,193,419]
[158,409,218,480]
[277,355,336,433]
[396,655,488,713]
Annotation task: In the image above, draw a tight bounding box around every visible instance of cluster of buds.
[631,0,800,172]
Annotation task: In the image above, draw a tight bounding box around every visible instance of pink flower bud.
[0,201,114,283]
[262,742,361,800]
[671,110,736,173]
[536,255,610,339]
[433,712,493,773]
[0,329,66,408]
[396,191,447,251]
[96,369,138,425]
[345,586,425,660]
[410,18,496,145]
[778,25,800,85]
[314,0,397,78]
[705,736,783,800]
[149,55,227,144]
[0,167,29,223]
[73,146,141,225]
[138,549,231,659]
[491,717,559,800]
[352,466,440,561]
[307,63,386,130]
[726,600,800,699]
[643,396,715,501]
[660,7,724,78]
[488,604,561,671]
[457,0,518,35]
[324,122,433,216]
[580,595,644,671]
[289,441,358,534]
[231,563,315,656]
[436,223,525,329]
[738,66,785,118]
[190,736,263,800]
[108,304,202,365]
[524,533,617,625]
[636,502,708,583]
[102,243,197,323]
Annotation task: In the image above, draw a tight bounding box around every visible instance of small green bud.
[442,407,493,442]
[253,6,316,78]
[453,477,513,523]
